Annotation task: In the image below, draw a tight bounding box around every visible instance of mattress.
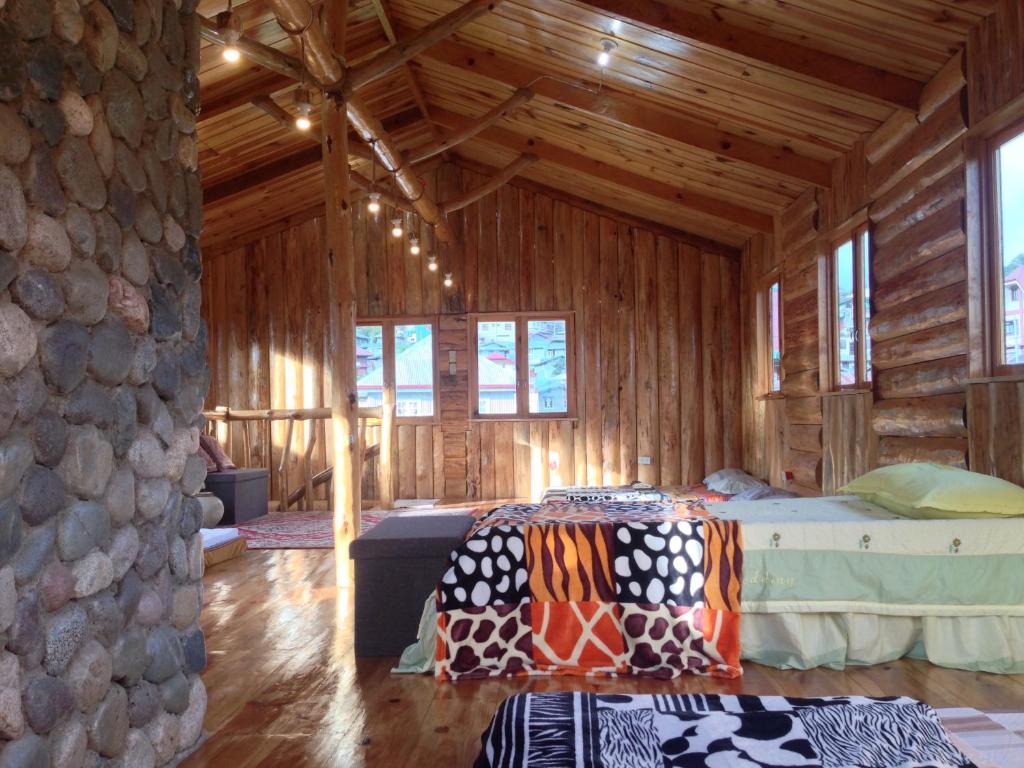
[201,527,247,568]
[707,495,1024,617]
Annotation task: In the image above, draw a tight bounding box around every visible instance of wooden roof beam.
[441,153,537,213]
[430,107,774,233]
[344,0,501,94]
[406,87,533,164]
[580,0,923,110]
[198,15,309,82]
[265,0,453,241]
[419,39,832,187]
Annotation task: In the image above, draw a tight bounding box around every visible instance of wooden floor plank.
[183,543,1024,767]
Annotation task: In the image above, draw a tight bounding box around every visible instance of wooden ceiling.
[197,0,1000,250]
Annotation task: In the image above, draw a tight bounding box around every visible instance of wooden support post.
[319,0,360,583]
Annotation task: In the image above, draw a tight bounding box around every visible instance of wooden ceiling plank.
[430,106,773,233]
[579,0,922,110]
[420,39,832,187]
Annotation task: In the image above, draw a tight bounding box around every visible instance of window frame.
[356,316,440,425]
[983,118,1024,377]
[759,273,783,395]
[469,311,576,420]
[828,220,872,390]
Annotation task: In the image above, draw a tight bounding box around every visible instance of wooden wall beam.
[406,87,534,164]
[420,39,831,187]
[345,0,501,93]
[441,153,537,213]
[580,0,922,110]
[431,108,774,233]
[449,155,739,257]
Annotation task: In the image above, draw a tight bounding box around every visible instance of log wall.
[202,165,742,501]
[743,0,1024,491]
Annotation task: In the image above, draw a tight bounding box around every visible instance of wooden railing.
[203,406,383,511]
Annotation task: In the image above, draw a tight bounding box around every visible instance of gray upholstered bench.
[349,515,475,657]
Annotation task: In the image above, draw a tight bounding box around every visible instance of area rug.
[236,507,481,549]
[939,709,1024,767]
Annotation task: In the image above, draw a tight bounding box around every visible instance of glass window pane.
[769,282,781,391]
[998,131,1024,365]
[861,229,872,381]
[835,240,856,386]
[394,324,433,417]
[477,320,517,414]
[355,325,383,408]
[528,319,568,413]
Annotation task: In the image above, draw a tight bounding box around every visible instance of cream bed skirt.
[741,612,1024,674]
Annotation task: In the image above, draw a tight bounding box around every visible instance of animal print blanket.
[474,693,976,768]
[436,502,742,681]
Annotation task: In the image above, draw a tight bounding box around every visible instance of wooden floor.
[182,548,1024,768]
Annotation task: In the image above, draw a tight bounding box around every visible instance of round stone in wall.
[0,104,30,164]
[17,464,65,526]
[57,500,112,561]
[103,69,144,148]
[67,639,113,712]
[88,316,132,385]
[55,137,107,211]
[57,425,114,499]
[0,305,37,378]
[10,269,65,322]
[39,320,90,394]
[25,145,66,217]
[64,204,96,256]
[84,2,118,73]
[0,734,51,768]
[62,259,110,325]
[22,674,73,734]
[0,166,28,252]
[120,232,148,284]
[107,275,149,333]
[53,0,85,45]
[23,210,72,271]
[87,684,129,758]
[43,602,87,676]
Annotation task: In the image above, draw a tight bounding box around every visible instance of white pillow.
[703,468,767,495]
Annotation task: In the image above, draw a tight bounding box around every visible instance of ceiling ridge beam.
[419,39,832,187]
[580,0,923,110]
[429,107,773,233]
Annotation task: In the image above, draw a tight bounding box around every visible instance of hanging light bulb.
[293,86,313,131]
[367,190,381,215]
[443,272,453,288]
[597,38,617,68]
[390,216,404,238]
[427,254,438,272]
[409,234,421,256]
[216,6,243,63]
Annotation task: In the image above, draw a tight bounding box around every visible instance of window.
[762,279,782,392]
[356,319,437,420]
[830,223,872,388]
[471,314,573,418]
[989,124,1024,372]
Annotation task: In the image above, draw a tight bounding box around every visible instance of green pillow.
[839,463,1024,519]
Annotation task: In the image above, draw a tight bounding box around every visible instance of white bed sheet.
[201,527,240,550]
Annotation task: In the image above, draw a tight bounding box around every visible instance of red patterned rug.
[236,507,481,549]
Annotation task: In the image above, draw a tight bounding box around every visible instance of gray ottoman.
[349,515,475,657]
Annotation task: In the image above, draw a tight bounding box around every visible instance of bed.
[707,495,1024,674]
[434,501,743,681]
[474,692,976,768]
[201,527,247,569]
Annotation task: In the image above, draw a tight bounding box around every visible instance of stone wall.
[0,0,208,765]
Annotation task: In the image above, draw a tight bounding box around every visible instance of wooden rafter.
[441,153,537,213]
[580,0,923,110]
[406,87,534,164]
[419,39,832,187]
[344,0,501,94]
[429,107,773,233]
[263,0,456,241]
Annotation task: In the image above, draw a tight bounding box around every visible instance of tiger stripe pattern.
[701,518,743,612]
[526,523,615,602]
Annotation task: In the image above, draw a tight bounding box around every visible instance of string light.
[443,272,453,288]
[427,254,438,272]
[409,234,421,255]
[390,216,404,238]
[216,3,242,63]
[597,38,617,68]
[293,86,313,131]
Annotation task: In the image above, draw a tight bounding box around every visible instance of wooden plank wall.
[741,0,1024,492]
[202,166,742,502]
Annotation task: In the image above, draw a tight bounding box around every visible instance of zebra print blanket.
[436,503,742,681]
[474,693,976,768]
